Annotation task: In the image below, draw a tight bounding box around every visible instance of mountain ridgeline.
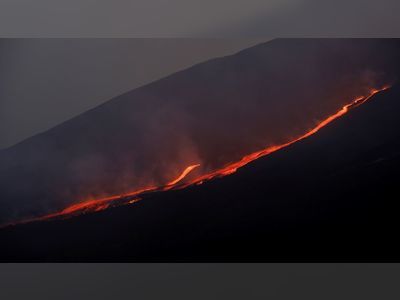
[0,39,399,225]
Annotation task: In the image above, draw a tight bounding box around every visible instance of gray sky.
[0,38,267,149]
[0,0,294,37]
[1,0,400,37]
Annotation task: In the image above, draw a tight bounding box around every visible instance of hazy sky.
[0,38,267,149]
[1,0,400,37]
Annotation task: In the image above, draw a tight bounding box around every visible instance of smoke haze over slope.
[0,38,266,149]
[0,39,399,224]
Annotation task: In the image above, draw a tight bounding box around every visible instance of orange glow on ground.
[3,85,390,227]
[184,86,390,185]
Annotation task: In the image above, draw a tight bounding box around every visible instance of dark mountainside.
[1,82,400,262]
[0,39,399,225]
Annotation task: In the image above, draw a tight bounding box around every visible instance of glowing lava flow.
[3,164,203,226]
[4,85,390,227]
[182,85,391,185]
[166,164,201,186]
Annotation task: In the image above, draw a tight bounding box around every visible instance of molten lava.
[4,85,390,227]
[166,164,201,186]
[177,86,391,186]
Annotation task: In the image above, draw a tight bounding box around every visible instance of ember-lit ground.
[1,39,400,262]
[1,83,400,262]
[3,85,389,228]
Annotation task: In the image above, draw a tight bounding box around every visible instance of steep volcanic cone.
[3,85,390,227]
[0,39,399,226]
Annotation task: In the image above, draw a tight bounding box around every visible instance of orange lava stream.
[166,164,201,186]
[183,85,391,186]
[4,164,203,226]
[3,85,390,227]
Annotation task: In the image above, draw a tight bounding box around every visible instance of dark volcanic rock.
[1,39,399,224]
[1,83,400,262]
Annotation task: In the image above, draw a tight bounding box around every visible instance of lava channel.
[3,85,390,227]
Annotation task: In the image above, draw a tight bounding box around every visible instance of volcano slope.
[0,83,400,262]
[0,39,399,226]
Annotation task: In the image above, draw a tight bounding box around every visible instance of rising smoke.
[0,39,399,224]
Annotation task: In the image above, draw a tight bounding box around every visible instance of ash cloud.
[0,39,399,224]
